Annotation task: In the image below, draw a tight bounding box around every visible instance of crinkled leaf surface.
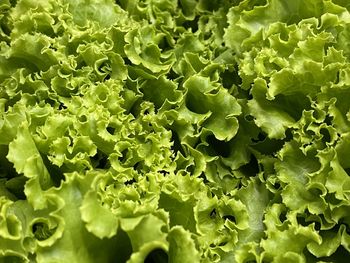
[1,0,350,262]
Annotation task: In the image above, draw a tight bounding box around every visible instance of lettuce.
[1,0,350,262]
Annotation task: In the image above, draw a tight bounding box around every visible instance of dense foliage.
[1,0,350,262]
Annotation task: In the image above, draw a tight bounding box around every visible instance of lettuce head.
[1,0,350,262]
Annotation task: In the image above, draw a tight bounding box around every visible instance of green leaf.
[183,75,241,141]
[80,190,119,239]
[247,78,295,139]
[7,124,53,209]
[167,226,200,263]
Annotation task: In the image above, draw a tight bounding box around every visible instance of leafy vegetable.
[1,0,350,262]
